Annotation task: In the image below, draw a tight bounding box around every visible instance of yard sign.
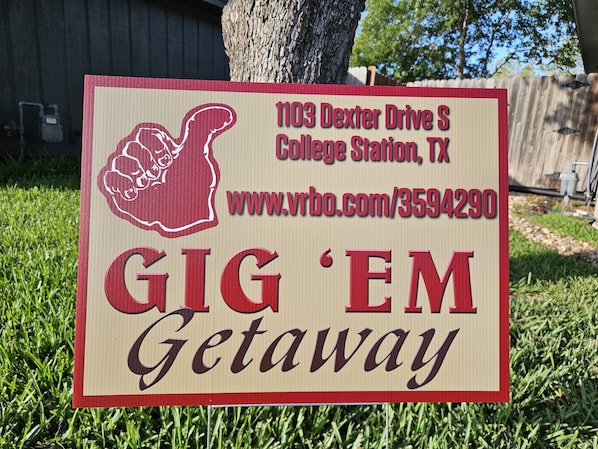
[74,75,509,407]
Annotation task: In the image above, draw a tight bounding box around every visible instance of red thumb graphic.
[98,104,236,237]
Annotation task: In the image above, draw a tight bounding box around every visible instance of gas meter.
[39,104,64,144]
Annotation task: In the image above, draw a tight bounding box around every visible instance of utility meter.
[40,104,63,143]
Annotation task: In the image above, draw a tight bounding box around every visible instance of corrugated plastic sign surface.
[74,76,509,407]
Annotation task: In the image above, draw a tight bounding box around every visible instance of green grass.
[523,211,598,246]
[1,158,598,448]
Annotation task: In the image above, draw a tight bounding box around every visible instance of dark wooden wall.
[0,0,229,156]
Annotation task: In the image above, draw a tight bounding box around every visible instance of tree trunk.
[222,0,366,84]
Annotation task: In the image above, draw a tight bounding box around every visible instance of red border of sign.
[74,75,509,407]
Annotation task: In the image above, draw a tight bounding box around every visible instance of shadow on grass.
[510,230,598,285]
[0,156,81,190]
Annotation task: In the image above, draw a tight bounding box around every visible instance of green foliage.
[1,159,598,447]
[351,0,582,81]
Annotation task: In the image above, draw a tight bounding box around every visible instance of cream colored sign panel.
[74,76,509,407]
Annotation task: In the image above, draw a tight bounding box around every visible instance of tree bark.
[222,0,366,84]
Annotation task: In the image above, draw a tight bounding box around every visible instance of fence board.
[408,75,598,190]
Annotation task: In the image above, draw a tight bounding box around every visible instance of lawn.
[1,158,597,448]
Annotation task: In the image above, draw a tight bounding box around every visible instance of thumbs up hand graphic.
[98,104,236,237]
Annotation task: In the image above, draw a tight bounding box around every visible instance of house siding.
[1,0,228,156]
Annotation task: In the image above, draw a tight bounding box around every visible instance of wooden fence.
[407,74,598,190]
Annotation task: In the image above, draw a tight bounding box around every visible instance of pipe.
[509,184,587,201]
[18,101,44,161]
